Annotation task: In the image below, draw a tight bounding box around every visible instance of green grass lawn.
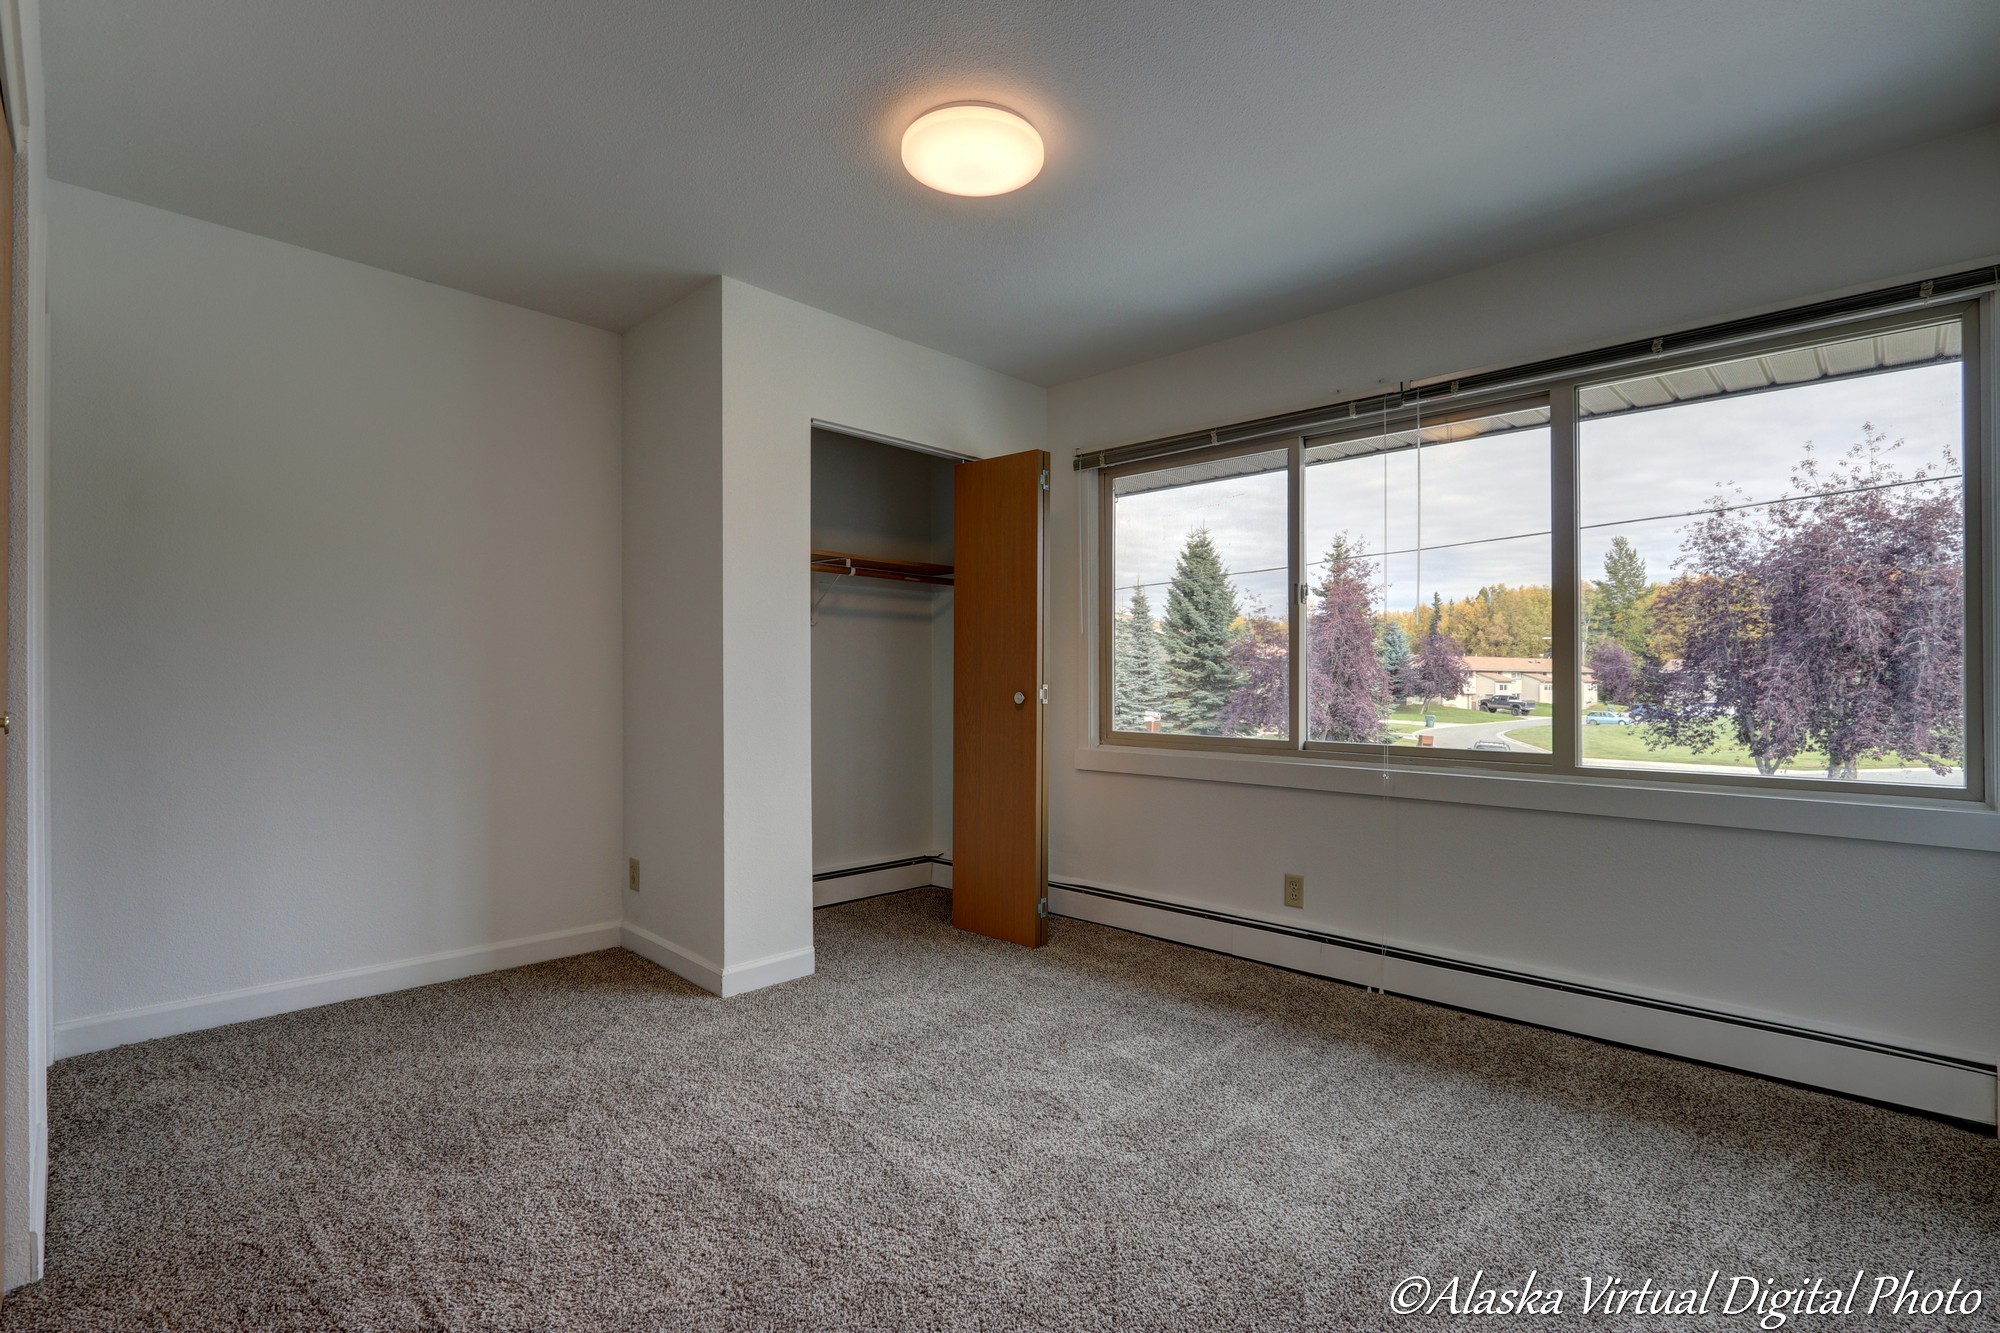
[1504,721,1940,774]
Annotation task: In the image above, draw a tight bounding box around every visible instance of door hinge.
[1038,897,1048,918]
[1037,684,1049,704]
[1039,468,1049,492]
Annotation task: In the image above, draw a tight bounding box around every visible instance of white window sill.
[1072,743,2000,852]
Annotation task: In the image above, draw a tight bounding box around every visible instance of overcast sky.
[1111,360,1962,615]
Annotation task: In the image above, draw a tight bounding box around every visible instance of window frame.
[1096,435,1302,757]
[1294,394,1557,770]
[1556,301,1986,802]
[1093,299,1989,806]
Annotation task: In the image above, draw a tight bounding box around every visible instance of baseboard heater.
[812,855,945,882]
[809,859,1992,1125]
[811,854,952,908]
[1043,877,1995,1128]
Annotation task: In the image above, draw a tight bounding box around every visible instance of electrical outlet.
[628,858,641,893]
[1283,873,1304,909]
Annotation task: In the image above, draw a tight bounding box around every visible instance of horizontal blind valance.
[1072,263,1999,472]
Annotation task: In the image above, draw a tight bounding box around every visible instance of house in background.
[1448,657,1600,709]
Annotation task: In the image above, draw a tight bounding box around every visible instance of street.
[1413,714,1552,752]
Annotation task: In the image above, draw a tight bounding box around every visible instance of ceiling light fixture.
[901,103,1044,197]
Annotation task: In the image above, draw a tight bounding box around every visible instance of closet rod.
[810,548,955,586]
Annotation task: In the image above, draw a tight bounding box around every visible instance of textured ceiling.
[41,0,2000,385]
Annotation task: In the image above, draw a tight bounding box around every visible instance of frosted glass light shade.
[901,104,1044,197]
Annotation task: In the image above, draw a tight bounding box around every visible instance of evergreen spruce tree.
[1161,528,1242,733]
[1587,536,1653,655]
[1375,620,1413,706]
[1111,586,1169,730]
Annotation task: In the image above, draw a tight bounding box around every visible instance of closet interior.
[809,427,958,907]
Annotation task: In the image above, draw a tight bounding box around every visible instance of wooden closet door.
[952,450,1048,947]
[0,95,14,1278]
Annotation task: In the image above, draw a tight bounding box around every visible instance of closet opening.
[810,422,1052,946]
[809,425,961,910]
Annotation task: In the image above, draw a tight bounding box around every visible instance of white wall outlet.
[1283,873,1304,909]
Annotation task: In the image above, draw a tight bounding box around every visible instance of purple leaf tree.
[1589,639,1636,705]
[1408,592,1470,713]
[1640,427,1962,778]
[1307,535,1391,742]
[1219,535,1398,742]
[1219,606,1289,735]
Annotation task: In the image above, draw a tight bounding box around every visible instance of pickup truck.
[1477,696,1536,716]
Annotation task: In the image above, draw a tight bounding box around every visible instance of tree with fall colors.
[1382,583,1552,658]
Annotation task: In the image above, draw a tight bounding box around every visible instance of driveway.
[1415,715,1552,752]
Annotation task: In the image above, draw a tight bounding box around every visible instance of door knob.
[1013,691,1025,705]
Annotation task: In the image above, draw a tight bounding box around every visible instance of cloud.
[1111,362,1962,604]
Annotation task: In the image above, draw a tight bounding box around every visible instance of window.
[1107,447,1290,740]
[1105,402,1556,764]
[1300,405,1552,752]
[1097,302,1986,800]
[1575,316,1972,789]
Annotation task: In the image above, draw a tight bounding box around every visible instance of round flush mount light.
[901,103,1045,197]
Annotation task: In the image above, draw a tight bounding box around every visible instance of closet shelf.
[811,548,954,586]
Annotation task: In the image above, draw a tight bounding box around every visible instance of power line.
[1307,529,1553,564]
[1112,472,1959,597]
[1578,472,1959,533]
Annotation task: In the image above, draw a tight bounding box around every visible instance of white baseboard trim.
[1049,881,1997,1126]
[54,920,625,1060]
[620,922,723,994]
[721,944,816,997]
[619,923,815,998]
[813,859,934,907]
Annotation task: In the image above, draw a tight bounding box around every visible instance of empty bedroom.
[0,0,1992,1328]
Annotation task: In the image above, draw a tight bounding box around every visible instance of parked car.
[1478,696,1536,716]
[1625,703,1659,723]
[1469,739,1513,752]
[1584,710,1634,726]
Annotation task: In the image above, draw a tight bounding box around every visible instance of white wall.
[809,429,954,873]
[1055,121,2000,450]
[47,184,626,1046]
[622,276,1042,991]
[719,278,1044,972]
[621,281,726,976]
[4,0,50,1287]
[1045,121,2000,1117]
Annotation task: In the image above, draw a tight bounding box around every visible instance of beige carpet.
[5,888,1996,1331]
